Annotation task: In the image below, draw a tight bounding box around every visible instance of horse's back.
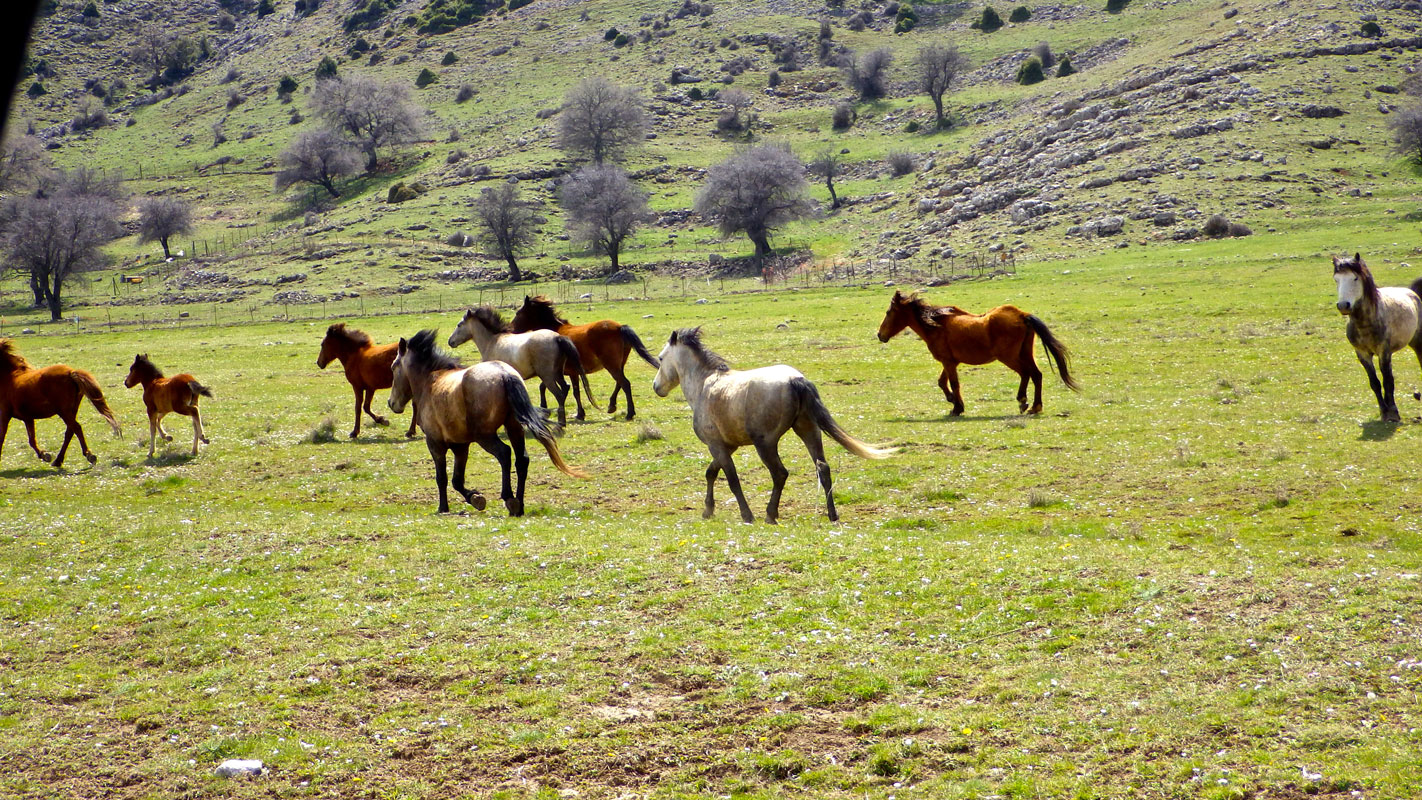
[1353,288,1422,354]
[702,366,806,445]
[421,363,512,441]
[7,364,82,419]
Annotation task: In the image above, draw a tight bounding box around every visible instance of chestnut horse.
[0,338,121,469]
[877,290,1079,415]
[1333,253,1422,422]
[510,295,660,420]
[389,329,586,516]
[317,323,417,439]
[124,354,212,458]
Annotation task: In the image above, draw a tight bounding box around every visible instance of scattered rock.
[215,760,264,778]
[1300,104,1344,119]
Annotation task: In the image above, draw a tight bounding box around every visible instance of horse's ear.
[524,295,531,302]
[1355,252,1363,266]
[1332,255,1340,266]
[668,330,678,344]
[397,338,407,354]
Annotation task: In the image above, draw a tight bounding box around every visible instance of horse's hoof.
[38,452,51,463]
[765,516,778,525]
[349,430,359,439]
[828,512,840,523]
[86,453,97,465]
[201,437,211,444]
[949,409,964,417]
[373,417,390,427]
[469,494,487,511]
[739,514,754,524]
[702,508,715,520]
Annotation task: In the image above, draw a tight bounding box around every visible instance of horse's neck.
[676,359,722,407]
[469,325,501,356]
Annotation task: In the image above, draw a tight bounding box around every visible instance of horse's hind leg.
[545,373,569,428]
[426,438,452,513]
[22,419,50,463]
[794,419,837,522]
[609,364,634,420]
[508,426,529,517]
[1380,352,1402,422]
[364,387,389,427]
[569,374,586,420]
[708,441,754,523]
[449,442,487,511]
[475,433,518,516]
[753,437,790,524]
[189,410,208,456]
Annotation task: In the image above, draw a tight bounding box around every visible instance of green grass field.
[3,234,1421,799]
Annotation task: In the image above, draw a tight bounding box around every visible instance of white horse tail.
[501,371,587,479]
[789,377,896,460]
[556,335,596,407]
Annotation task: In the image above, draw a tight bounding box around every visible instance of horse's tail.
[1025,314,1081,392]
[790,376,896,459]
[71,370,121,437]
[501,371,588,479]
[621,325,661,368]
[555,335,596,406]
[1409,277,1422,301]
[189,380,214,399]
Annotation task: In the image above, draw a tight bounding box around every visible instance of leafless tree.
[3,168,122,321]
[917,42,970,129]
[845,47,893,101]
[311,75,424,172]
[807,148,843,210]
[556,77,648,165]
[129,24,201,88]
[715,88,756,135]
[274,129,361,198]
[137,197,194,258]
[560,165,650,273]
[694,143,817,269]
[1388,102,1422,164]
[473,181,542,282]
[0,135,52,192]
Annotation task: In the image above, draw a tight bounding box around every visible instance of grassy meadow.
[3,229,1421,799]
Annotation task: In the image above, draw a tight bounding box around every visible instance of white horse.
[652,327,895,524]
[447,306,592,427]
[1333,253,1422,422]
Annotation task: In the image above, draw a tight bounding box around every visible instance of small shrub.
[509,0,531,9]
[27,81,46,97]
[216,11,236,31]
[388,183,420,203]
[613,32,630,47]
[974,5,1003,31]
[846,11,867,31]
[831,101,854,131]
[1105,0,1129,13]
[1016,57,1045,85]
[1055,55,1076,77]
[905,119,920,133]
[82,1,99,17]
[415,68,437,88]
[767,70,781,87]
[1032,41,1054,68]
[1228,221,1253,237]
[441,50,458,66]
[1009,5,1031,21]
[445,231,473,246]
[893,3,917,33]
[257,0,274,17]
[71,101,108,131]
[604,27,620,40]
[447,128,462,142]
[278,75,298,95]
[455,83,475,102]
[315,56,338,80]
[687,86,704,100]
[288,110,302,124]
[886,150,915,176]
[636,423,663,442]
[226,88,245,108]
[305,416,338,444]
[1202,213,1230,237]
[447,149,466,164]
[211,122,227,145]
[1361,21,1382,38]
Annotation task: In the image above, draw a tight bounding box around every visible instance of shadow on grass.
[0,465,59,479]
[886,413,1033,423]
[145,452,197,467]
[1358,420,1400,441]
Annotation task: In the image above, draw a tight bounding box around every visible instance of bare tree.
[560,165,650,273]
[3,169,122,321]
[473,182,542,282]
[557,77,648,165]
[715,88,755,135]
[136,197,194,258]
[274,129,361,198]
[917,42,970,130]
[311,75,424,172]
[694,143,817,269]
[845,47,893,101]
[1388,102,1422,164]
[0,135,52,192]
[129,24,202,88]
[808,148,843,210]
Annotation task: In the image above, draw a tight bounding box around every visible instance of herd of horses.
[3,259,1418,521]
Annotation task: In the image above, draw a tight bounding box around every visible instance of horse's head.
[652,329,691,397]
[877,290,914,342]
[448,309,477,348]
[317,323,365,368]
[388,338,411,413]
[124,353,158,388]
[1334,253,1377,315]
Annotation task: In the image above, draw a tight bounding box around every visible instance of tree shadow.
[1358,420,1401,441]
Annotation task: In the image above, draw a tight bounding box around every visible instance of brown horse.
[877,290,1080,415]
[510,295,660,420]
[317,323,417,439]
[124,354,212,458]
[0,339,121,469]
[388,329,586,516]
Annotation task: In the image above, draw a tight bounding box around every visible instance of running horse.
[0,339,121,470]
[876,290,1080,416]
[316,323,417,439]
[124,354,213,458]
[388,329,586,516]
[447,306,591,427]
[1333,253,1422,422]
[652,327,895,524]
[510,295,661,420]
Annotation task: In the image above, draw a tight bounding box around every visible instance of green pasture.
[3,236,1420,799]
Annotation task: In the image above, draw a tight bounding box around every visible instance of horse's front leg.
[0,413,8,465]
[405,400,419,439]
[753,438,789,525]
[1358,354,1389,420]
[940,364,965,416]
[708,442,753,523]
[349,385,363,438]
[449,442,487,511]
[1380,352,1402,422]
[426,438,451,513]
[364,387,389,427]
[148,413,159,458]
[21,418,50,463]
[702,461,720,519]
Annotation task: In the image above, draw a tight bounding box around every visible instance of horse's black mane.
[325,323,373,347]
[520,295,570,327]
[1335,253,1381,305]
[471,305,511,333]
[406,329,463,372]
[132,353,163,379]
[673,327,730,372]
[897,292,956,328]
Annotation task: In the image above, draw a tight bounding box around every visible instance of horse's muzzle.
[1336,302,1351,315]
[876,332,889,343]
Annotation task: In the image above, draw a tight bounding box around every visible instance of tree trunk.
[749,231,771,275]
[932,93,946,129]
[322,179,341,198]
[45,276,63,322]
[159,236,171,258]
[29,272,45,307]
[826,176,840,210]
[505,251,522,282]
[364,143,379,173]
[608,245,620,273]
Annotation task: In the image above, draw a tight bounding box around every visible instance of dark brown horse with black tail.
[1,339,121,470]
[510,295,660,420]
[317,323,417,439]
[877,290,1080,416]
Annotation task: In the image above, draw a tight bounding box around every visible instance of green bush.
[1105,0,1129,13]
[1055,55,1075,77]
[388,183,420,203]
[314,56,338,80]
[1361,21,1382,37]
[1009,5,1030,21]
[687,86,704,100]
[415,68,437,88]
[1016,57,1045,84]
[441,50,458,65]
[974,6,1003,32]
[27,81,46,97]
[257,0,275,17]
[905,119,920,133]
[604,27,620,40]
[278,75,299,95]
[344,0,397,32]
[509,0,531,9]
[613,32,630,47]
[82,1,99,17]
[894,3,917,33]
[414,0,495,34]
